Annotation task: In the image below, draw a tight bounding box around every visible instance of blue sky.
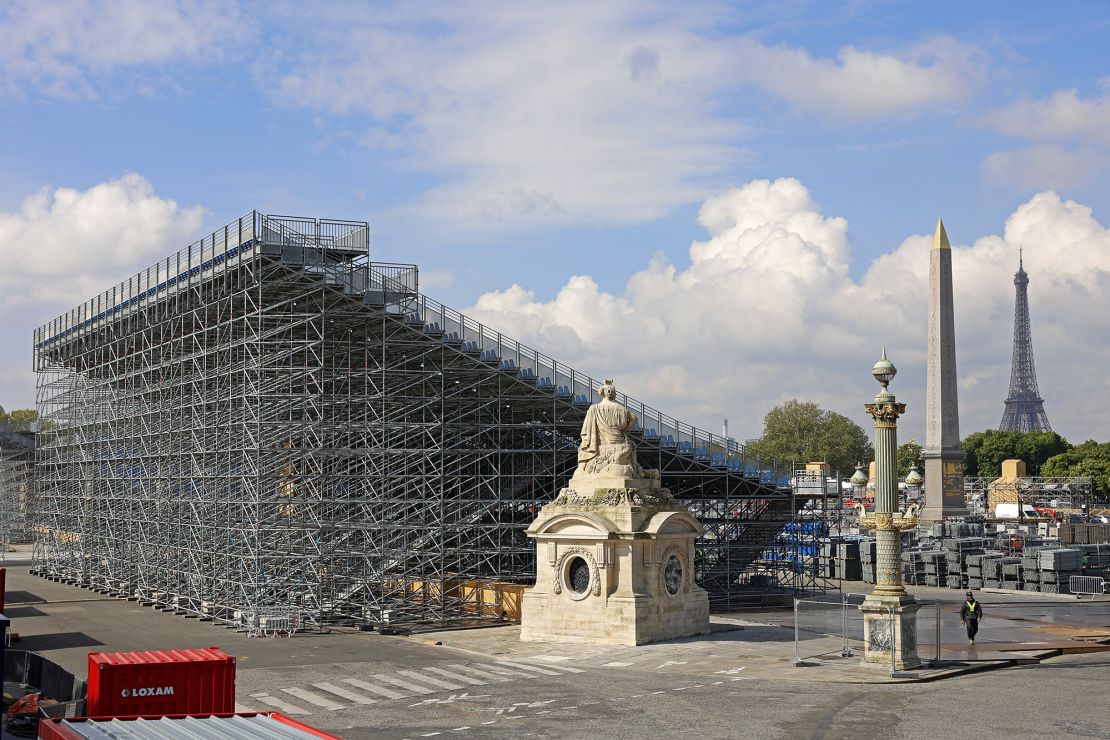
[2,1,1109,447]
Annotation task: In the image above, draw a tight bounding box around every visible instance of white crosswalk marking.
[419,666,489,686]
[397,669,465,690]
[480,664,538,678]
[282,688,345,711]
[341,678,408,700]
[443,664,513,682]
[249,693,308,715]
[313,683,379,705]
[234,703,257,713]
[372,673,438,694]
[492,660,562,676]
[497,659,583,675]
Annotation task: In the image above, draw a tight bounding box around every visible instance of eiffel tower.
[999,250,1051,432]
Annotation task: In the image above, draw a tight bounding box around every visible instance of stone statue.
[576,379,642,478]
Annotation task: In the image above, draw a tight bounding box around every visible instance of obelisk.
[920,219,968,520]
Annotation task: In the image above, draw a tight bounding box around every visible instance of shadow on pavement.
[17,632,104,652]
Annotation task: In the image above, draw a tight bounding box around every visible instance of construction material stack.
[1033,548,1082,594]
[901,549,939,585]
[858,538,878,584]
[943,538,990,589]
[1002,557,1024,590]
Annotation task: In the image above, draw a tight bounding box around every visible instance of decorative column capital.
[864,400,906,424]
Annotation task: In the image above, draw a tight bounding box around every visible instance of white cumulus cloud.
[0,174,205,306]
[464,179,1110,448]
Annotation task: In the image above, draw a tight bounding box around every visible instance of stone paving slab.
[415,616,1031,684]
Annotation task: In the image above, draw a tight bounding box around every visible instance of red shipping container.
[86,647,236,718]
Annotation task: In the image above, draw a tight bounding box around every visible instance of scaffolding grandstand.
[31,213,834,630]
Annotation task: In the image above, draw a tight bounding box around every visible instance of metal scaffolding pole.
[31,212,829,630]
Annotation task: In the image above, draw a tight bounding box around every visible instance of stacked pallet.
[1031,548,1082,593]
[858,538,878,584]
[1059,523,1110,546]
[822,538,864,581]
[1001,558,1024,590]
[965,552,1004,590]
[902,549,943,585]
[1069,543,1110,570]
[943,538,990,589]
[980,555,1013,590]
[920,550,946,587]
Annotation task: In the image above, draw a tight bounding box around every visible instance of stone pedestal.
[859,596,922,671]
[520,471,710,646]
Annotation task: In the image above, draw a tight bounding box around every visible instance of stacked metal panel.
[943,538,990,589]
[902,549,942,586]
[858,538,878,584]
[965,552,1004,590]
[1028,548,1082,593]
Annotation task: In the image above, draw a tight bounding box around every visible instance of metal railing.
[35,213,371,348]
[368,264,792,487]
[1069,575,1107,596]
[793,593,943,675]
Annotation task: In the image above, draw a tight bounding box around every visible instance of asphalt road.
[6,563,1109,739]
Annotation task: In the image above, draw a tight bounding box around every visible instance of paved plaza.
[4,555,1108,739]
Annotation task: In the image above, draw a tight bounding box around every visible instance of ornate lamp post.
[905,466,924,505]
[850,463,868,502]
[855,350,922,671]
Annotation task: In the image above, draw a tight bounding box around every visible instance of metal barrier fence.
[1068,575,1107,596]
[794,594,942,675]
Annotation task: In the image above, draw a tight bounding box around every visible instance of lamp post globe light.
[850,463,868,502]
[855,349,922,671]
[905,466,924,505]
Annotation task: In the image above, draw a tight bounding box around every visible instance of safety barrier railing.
[35,213,370,349]
[368,266,793,487]
[793,594,943,676]
[1069,575,1107,596]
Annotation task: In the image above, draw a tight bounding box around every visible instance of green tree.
[0,407,38,426]
[961,429,1071,479]
[897,439,923,479]
[746,399,872,477]
[1042,441,1110,497]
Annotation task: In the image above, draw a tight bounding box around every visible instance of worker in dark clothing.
[960,591,984,644]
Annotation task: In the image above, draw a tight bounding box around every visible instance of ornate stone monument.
[856,351,922,671]
[520,379,710,645]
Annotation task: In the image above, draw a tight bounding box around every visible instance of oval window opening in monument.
[664,554,683,595]
[567,556,591,594]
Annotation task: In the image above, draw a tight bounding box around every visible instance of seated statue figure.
[576,379,643,478]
